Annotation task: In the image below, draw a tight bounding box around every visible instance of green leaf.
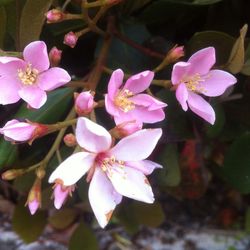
[187,31,235,65]
[12,201,47,243]
[69,222,98,250]
[49,208,78,230]
[19,0,53,49]
[221,133,250,193]
[226,24,248,74]
[0,0,14,6]
[245,207,250,234]
[0,6,6,47]
[157,144,181,187]
[0,139,18,169]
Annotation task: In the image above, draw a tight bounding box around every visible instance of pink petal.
[110,128,162,161]
[126,160,162,175]
[130,94,167,110]
[0,56,22,64]
[23,41,50,72]
[88,168,122,228]
[53,184,70,209]
[48,152,95,186]
[176,83,188,111]
[171,62,191,85]
[18,86,47,109]
[0,76,21,105]
[104,94,120,117]
[28,199,39,215]
[38,67,71,91]
[0,58,25,75]
[107,69,124,100]
[188,47,215,76]
[108,164,154,203]
[123,70,154,94]
[187,92,215,125]
[200,70,237,97]
[76,117,112,153]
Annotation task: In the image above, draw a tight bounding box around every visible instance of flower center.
[183,73,207,93]
[114,89,135,112]
[18,63,39,86]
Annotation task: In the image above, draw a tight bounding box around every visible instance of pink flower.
[49,117,162,228]
[49,46,62,67]
[53,183,75,209]
[105,69,167,127]
[171,47,237,124]
[46,9,65,23]
[0,119,48,143]
[0,41,71,109]
[74,91,96,115]
[64,32,78,48]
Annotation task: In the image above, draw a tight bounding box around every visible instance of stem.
[62,0,71,11]
[82,0,106,8]
[48,118,77,132]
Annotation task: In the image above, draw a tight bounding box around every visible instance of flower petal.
[49,152,95,186]
[104,94,120,117]
[171,62,191,85]
[110,128,162,161]
[23,41,50,72]
[0,76,21,105]
[200,69,237,97]
[89,168,122,228]
[0,58,25,75]
[108,165,154,203]
[176,83,188,111]
[76,117,112,153]
[18,86,47,109]
[124,70,154,94]
[187,92,215,125]
[107,69,124,100]
[188,47,215,75]
[38,67,71,91]
[126,160,162,175]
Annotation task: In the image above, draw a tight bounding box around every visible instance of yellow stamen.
[18,63,39,86]
[114,89,135,112]
[183,73,208,93]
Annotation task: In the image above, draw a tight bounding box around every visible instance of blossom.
[49,117,162,228]
[74,91,96,115]
[64,32,78,48]
[0,119,48,143]
[0,41,71,109]
[105,69,167,127]
[171,47,237,124]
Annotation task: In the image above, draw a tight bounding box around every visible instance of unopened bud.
[49,46,62,67]
[26,178,41,215]
[64,31,78,48]
[36,168,46,179]
[74,91,96,116]
[167,46,184,63]
[63,133,77,147]
[46,9,65,23]
[1,169,24,180]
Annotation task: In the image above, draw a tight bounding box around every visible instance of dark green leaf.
[221,133,250,193]
[69,222,98,250]
[0,6,6,47]
[19,0,53,49]
[0,0,14,6]
[0,139,18,169]
[245,207,250,234]
[12,201,47,243]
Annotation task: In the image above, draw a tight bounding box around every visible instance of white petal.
[126,160,163,175]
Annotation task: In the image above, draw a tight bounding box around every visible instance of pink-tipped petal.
[28,199,39,215]
[89,168,122,228]
[176,83,188,111]
[38,67,71,91]
[187,92,215,125]
[124,70,154,94]
[0,76,21,105]
[76,117,112,153]
[48,152,95,186]
[108,165,154,203]
[107,69,124,100]
[18,86,47,109]
[126,160,162,175]
[200,70,237,97]
[171,62,191,85]
[110,128,162,161]
[188,47,215,75]
[23,41,50,72]
[53,184,70,209]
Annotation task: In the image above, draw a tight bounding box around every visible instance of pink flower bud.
[168,46,184,62]
[63,133,77,147]
[74,91,96,115]
[64,32,78,48]
[0,119,48,144]
[46,9,65,23]
[28,199,40,215]
[53,182,74,209]
[49,46,62,67]
[26,179,41,215]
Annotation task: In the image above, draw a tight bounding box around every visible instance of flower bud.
[64,31,78,48]
[63,133,77,147]
[49,46,62,67]
[46,9,65,23]
[167,46,184,63]
[74,91,96,116]
[26,179,41,215]
[0,119,48,144]
[1,169,24,180]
